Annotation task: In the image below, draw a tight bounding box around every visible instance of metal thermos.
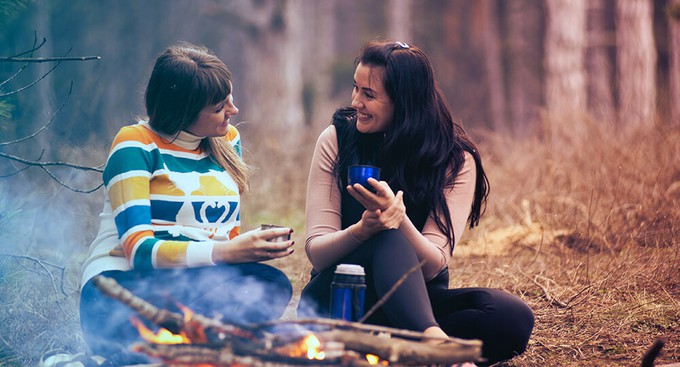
[330,264,366,321]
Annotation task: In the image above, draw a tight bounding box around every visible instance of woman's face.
[351,63,394,134]
[186,92,238,138]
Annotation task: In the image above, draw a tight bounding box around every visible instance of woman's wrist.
[211,242,233,264]
[349,222,371,242]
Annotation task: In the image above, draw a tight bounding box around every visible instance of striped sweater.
[81,121,242,284]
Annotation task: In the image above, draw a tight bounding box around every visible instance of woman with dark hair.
[79,43,294,363]
[299,40,534,366]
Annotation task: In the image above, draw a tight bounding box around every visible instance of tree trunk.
[615,0,657,129]
[544,0,587,145]
[302,0,338,130]
[506,0,545,138]
[386,0,412,42]
[586,0,616,123]
[544,0,587,116]
[478,0,507,133]
[669,0,680,125]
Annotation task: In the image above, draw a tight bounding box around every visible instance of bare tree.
[615,0,657,129]
[0,36,103,192]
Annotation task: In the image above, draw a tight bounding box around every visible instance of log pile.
[92,275,482,366]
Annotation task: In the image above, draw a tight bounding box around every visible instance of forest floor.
[1,121,678,367]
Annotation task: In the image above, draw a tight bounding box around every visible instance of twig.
[519,269,568,308]
[0,82,73,147]
[0,48,68,98]
[0,34,44,88]
[0,151,104,172]
[7,33,47,59]
[358,260,426,323]
[0,253,71,297]
[0,56,101,62]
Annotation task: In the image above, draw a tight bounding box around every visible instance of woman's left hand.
[351,190,406,240]
[347,178,395,211]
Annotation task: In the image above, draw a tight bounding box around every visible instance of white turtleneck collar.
[139,120,204,150]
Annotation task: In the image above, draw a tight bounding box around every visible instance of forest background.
[1,0,679,366]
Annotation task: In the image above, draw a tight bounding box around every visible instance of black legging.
[299,230,534,365]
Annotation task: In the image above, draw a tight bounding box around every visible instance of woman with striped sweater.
[79,43,294,363]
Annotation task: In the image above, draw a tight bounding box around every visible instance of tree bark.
[386,0,412,42]
[544,0,587,146]
[615,0,657,129]
[586,0,616,123]
[669,0,680,125]
[544,0,587,116]
[506,0,545,138]
[478,0,507,133]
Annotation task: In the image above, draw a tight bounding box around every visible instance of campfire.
[93,275,482,366]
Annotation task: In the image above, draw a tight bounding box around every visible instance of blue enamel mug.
[348,165,381,191]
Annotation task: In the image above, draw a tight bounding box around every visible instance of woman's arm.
[398,152,477,280]
[304,126,366,271]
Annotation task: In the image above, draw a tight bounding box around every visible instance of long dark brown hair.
[144,42,250,192]
[333,40,489,251]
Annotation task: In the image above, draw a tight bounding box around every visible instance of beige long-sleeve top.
[304,125,477,281]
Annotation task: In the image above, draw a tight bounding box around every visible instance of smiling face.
[186,93,238,137]
[351,63,395,134]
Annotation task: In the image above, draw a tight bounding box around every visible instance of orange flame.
[131,317,190,344]
[366,353,389,365]
[303,334,326,360]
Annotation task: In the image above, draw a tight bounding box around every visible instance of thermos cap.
[335,264,365,276]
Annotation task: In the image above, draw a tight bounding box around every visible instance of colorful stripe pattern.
[103,123,242,270]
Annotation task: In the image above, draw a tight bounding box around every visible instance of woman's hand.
[212,227,294,263]
[351,191,406,240]
[347,178,396,211]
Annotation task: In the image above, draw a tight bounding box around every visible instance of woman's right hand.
[351,191,406,241]
[211,227,294,263]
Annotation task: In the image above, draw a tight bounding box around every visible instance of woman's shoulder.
[113,122,156,144]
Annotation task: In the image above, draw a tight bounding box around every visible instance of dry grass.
[1,118,678,366]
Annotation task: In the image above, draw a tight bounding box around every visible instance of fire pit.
[92,275,482,366]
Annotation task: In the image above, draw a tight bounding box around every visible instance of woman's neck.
[140,121,204,150]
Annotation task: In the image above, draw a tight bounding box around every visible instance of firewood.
[91,275,260,343]
[260,318,482,346]
[93,275,482,366]
[133,343,373,367]
[315,329,480,365]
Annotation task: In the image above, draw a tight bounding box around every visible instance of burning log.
[91,275,260,344]
[92,275,482,366]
